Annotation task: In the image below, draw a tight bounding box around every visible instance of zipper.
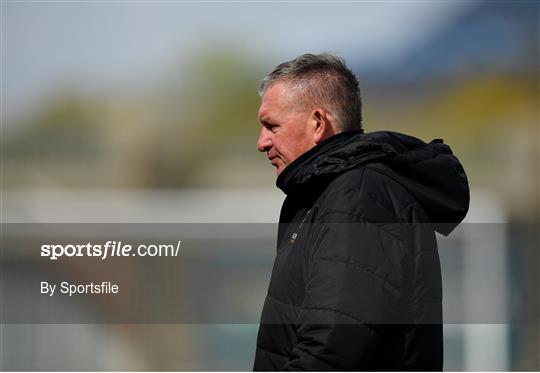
[290,209,311,243]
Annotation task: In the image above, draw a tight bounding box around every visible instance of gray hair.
[258,53,362,131]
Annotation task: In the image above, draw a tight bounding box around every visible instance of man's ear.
[310,108,336,144]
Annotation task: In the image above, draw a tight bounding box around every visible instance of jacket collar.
[276,129,396,195]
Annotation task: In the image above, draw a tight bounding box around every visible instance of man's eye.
[269,125,278,133]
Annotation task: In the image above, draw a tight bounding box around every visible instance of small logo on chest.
[290,233,298,243]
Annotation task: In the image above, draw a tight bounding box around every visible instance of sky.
[2,1,472,121]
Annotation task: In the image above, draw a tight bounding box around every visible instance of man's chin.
[275,164,287,176]
[270,158,289,176]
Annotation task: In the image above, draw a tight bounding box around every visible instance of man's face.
[257,82,315,176]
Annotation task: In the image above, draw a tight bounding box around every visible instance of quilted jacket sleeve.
[282,173,414,370]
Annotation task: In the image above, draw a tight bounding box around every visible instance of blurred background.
[2,0,538,370]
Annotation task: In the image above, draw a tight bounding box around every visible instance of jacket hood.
[276,130,470,236]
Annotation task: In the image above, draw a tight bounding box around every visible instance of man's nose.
[257,129,272,153]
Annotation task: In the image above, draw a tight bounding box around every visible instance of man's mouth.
[268,155,280,168]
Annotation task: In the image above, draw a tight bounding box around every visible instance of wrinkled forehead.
[258,81,302,119]
[258,83,286,118]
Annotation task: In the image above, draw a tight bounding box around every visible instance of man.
[254,54,469,371]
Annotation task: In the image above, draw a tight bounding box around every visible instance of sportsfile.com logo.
[40,240,182,260]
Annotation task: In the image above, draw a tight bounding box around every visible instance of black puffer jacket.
[254,130,469,371]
